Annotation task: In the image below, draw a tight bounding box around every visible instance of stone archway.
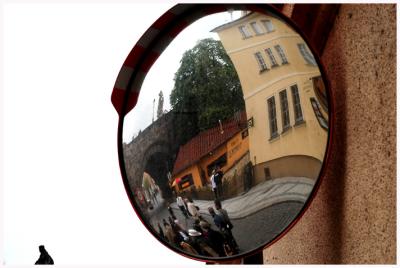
[141,142,174,199]
[122,111,182,205]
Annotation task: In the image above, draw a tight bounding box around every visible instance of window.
[297,43,317,65]
[310,97,328,130]
[178,174,194,190]
[250,22,263,35]
[262,20,274,32]
[238,25,252,38]
[254,52,268,72]
[267,97,278,139]
[279,89,290,131]
[274,45,289,64]
[312,76,328,113]
[265,48,278,67]
[290,84,304,124]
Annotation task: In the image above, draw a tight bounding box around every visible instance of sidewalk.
[171,177,315,220]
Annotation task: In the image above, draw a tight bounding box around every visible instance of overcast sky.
[2,2,240,266]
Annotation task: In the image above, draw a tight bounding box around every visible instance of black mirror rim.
[113,3,335,262]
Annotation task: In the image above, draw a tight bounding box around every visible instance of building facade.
[212,12,328,183]
[171,112,249,196]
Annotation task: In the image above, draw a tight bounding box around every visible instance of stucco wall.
[253,155,321,183]
[263,4,396,264]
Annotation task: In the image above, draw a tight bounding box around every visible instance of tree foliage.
[170,38,244,143]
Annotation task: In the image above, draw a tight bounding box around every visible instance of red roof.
[172,111,247,176]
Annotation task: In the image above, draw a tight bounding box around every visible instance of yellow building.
[212,12,328,183]
[171,112,249,193]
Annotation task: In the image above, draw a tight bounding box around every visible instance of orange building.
[171,112,249,193]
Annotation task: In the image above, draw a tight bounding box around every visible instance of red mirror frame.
[111,3,334,263]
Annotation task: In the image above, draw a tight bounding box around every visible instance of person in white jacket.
[176,195,189,218]
[210,169,218,199]
[185,197,199,220]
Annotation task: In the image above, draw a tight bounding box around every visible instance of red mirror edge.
[113,3,336,263]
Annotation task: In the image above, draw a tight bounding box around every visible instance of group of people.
[176,196,199,219]
[157,197,239,257]
[210,166,224,200]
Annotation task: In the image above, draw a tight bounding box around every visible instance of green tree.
[170,38,244,143]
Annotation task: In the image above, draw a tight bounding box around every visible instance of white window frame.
[279,89,290,131]
[290,84,304,124]
[310,97,328,130]
[267,96,278,139]
[250,21,264,35]
[265,48,278,67]
[297,43,317,66]
[274,44,289,64]
[254,52,268,72]
[238,25,252,39]
[261,19,275,33]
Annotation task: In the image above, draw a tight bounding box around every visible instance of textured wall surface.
[263,4,396,264]
[123,111,177,189]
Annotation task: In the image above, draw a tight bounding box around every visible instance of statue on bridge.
[157,91,164,119]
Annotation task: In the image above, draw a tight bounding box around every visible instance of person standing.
[157,222,165,240]
[176,195,189,218]
[214,199,233,230]
[214,199,239,254]
[164,221,177,246]
[210,169,218,199]
[214,166,224,199]
[208,207,225,230]
[185,197,200,220]
[208,207,235,255]
[167,204,176,220]
[34,245,54,265]
[187,229,218,257]
[199,220,227,257]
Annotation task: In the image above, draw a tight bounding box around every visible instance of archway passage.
[144,152,174,200]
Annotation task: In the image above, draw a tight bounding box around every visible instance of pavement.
[170,177,315,220]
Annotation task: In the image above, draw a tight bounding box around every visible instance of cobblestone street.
[145,177,312,254]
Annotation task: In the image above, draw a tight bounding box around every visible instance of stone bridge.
[123,111,180,200]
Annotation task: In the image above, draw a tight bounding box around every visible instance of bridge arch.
[122,112,180,202]
[141,141,174,199]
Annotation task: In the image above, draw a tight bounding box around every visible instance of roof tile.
[172,111,247,175]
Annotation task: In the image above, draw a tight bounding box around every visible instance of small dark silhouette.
[213,166,224,199]
[35,245,54,265]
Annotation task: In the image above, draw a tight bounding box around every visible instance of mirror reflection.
[122,9,328,259]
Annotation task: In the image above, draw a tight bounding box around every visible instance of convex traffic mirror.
[112,4,332,262]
